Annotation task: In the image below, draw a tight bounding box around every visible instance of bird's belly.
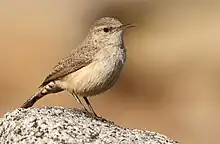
[60,58,124,96]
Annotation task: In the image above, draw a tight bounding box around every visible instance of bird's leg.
[71,93,90,112]
[83,97,98,117]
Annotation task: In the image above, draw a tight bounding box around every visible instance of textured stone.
[0,107,179,144]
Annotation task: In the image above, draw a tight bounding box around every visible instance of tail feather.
[21,81,63,108]
[21,90,45,108]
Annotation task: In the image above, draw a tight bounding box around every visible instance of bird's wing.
[39,45,98,87]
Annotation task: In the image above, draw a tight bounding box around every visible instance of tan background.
[0,0,220,143]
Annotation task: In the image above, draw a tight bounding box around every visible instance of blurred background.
[0,0,220,143]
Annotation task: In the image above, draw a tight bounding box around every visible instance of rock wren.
[21,17,135,116]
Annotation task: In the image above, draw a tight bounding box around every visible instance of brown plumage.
[39,46,97,87]
[21,17,135,117]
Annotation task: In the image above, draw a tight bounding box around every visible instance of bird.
[21,17,135,116]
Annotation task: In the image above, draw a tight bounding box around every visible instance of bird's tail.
[21,82,63,108]
[21,88,47,108]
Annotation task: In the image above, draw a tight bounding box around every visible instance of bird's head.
[87,17,135,46]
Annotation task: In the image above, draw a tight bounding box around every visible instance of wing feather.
[39,45,98,87]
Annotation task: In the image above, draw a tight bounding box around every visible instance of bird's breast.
[61,45,126,96]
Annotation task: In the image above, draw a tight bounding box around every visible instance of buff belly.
[57,57,124,97]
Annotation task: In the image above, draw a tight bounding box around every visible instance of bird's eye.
[103,27,110,33]
[103,27,113,33]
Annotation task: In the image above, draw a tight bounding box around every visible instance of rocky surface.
[0,107,179,144]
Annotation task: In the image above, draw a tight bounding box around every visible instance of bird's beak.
[117,23,136,31]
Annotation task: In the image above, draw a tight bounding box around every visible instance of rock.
[0,107,178,144]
